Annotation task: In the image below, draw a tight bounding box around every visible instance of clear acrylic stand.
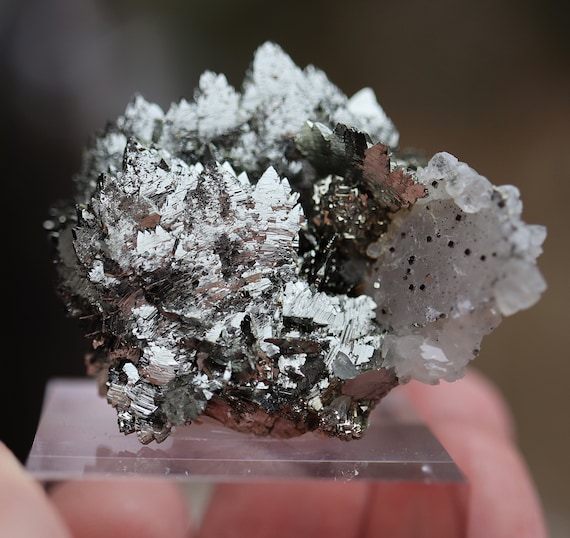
[26,378,468,533]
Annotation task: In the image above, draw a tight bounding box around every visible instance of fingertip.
[50,479,192,538]
[0,442,71,538]
[433,421,548,538]
[395,371,547,537]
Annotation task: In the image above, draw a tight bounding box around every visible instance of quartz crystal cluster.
[46,42,546,443]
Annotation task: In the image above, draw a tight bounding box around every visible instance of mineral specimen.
[46,42,546,444]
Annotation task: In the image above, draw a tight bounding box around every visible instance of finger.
[400,368,516,443]
[49,479,192,538]
[427,421,547,538]
[400,370,547,538]
[362,482,467,538]
[199,370,548,538]
[0,442,71,538]
[197,481,370,538]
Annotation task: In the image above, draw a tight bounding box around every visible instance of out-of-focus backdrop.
[1,0,568,534]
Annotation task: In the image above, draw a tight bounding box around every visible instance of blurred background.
[1,0,568,534]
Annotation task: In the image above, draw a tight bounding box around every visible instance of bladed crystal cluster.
[46,42,546,443]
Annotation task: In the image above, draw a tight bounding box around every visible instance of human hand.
[196,369,547,537]
[0,442,191,538]
[0,370,547,537]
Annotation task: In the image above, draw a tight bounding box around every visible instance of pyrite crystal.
[46,43,546,444]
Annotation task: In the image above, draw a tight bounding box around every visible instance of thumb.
[0,442,71,538]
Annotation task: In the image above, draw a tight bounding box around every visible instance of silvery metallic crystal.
[46,42,547,443]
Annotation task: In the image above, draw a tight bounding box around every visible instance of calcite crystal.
[46,42,546,444]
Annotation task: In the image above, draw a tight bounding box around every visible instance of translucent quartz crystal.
[364,152,547,383]
[46,42,546,444]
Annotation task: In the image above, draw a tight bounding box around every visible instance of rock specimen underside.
[46,42,547,444]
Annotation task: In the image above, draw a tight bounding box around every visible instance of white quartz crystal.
[365,152,546,383]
